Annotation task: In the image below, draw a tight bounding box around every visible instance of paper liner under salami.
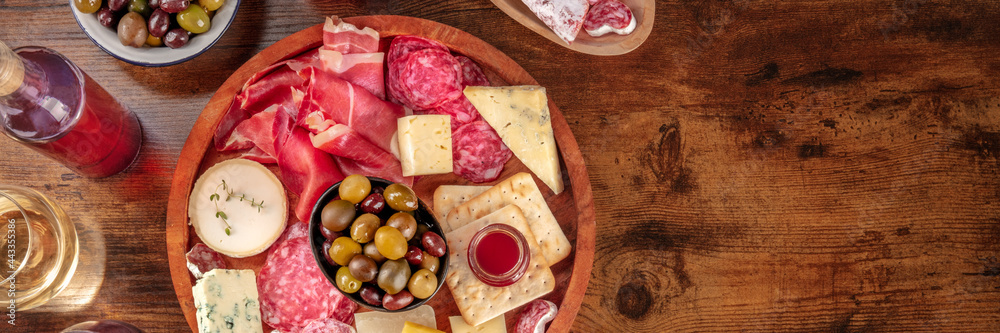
[257,233,356,331]
[452,120,512,183]
[514,299,559,333]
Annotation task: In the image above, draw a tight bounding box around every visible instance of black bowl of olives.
[309,175,449,312]
[69,0,239,66]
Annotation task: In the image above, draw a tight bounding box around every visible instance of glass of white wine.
[0,185,78,311]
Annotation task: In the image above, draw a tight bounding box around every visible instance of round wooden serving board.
[490,0,654,55]
[165,15,596,333]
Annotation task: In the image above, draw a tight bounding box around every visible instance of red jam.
[467,224,530,287]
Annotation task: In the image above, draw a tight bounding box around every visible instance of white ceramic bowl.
[70,0,239,67]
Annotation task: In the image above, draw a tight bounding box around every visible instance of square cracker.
[433,185,491,231]
[445,205,555,327]
[445,172,571,265]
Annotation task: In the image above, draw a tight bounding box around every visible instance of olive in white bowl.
[70,0,239,66]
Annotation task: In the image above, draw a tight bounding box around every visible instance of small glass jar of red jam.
[467,223,530,287]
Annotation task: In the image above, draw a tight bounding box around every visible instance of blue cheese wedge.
[463,86,564,194]
[188,159,287,258]
[397,115,453,176]
[192,269,263,333]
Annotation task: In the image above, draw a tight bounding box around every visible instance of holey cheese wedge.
[188,159,287,258]
[463,86,564,194]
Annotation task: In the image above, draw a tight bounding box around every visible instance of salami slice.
[583,0,636,37]
[387,35,449,64]
[456,56,490,87]
[386,56,413,108]
[257,235,356,332]
[185,243,227,280]
[432,96,481,130]
[514,300,559,333]
[452,120,512,183]
[397,49,464,110]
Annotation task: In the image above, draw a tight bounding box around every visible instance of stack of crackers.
[433,172,572,327]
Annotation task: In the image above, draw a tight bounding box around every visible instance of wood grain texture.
[2,0,1000,332]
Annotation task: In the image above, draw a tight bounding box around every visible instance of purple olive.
[163,28,189,49]
[421,232,445,257]
[358,192,385,214]
[148,0,159,8]
[359,285,383,306]
[108,0,129,11]
[320,224,342,241]
[404,245,423,265]
[383,290,414,310]
[147,8,169,37]
[158,0,189,13]
[97,7,120,28]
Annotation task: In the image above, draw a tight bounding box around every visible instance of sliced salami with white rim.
[583,0,636,37]
[184,243,227,280]
[514,300,559,333]
[396,48,464,110]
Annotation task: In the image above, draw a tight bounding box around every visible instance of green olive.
[377,258,411,295]
[339,175,371,204]
[177,3,210,34]
[198,0,223,11]
[386,212,417,240]
[383,183,418,212]
[364,242,386,263]
[328,237,362,266]
[321,200,355,232]
[128,0,153,16]
[350,213,381,244]
[74,0,101,14]
[419,251,439,274]
[374,226,407,260]
[336,266,362,293]
[407,269,437,299]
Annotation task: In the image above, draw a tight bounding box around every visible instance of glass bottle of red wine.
[0,41,141,178]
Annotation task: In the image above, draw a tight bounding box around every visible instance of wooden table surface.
[3,0,1000,331]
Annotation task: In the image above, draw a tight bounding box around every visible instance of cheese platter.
[165,15,595,332]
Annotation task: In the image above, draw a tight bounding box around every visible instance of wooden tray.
[490,0,654,55]
[165,15,596,333]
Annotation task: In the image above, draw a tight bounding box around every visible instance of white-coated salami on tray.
[165,15,596,333]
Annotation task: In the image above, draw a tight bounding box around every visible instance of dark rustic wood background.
[1,0,999,331]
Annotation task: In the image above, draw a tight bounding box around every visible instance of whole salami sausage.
[452,120,512,183]
[396,48,464,110]
[583,0,636,37]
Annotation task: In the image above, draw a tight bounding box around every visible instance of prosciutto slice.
[274,108,345,222]
[300,67,404,153]
[311,124,412,185]
[318,49,385,99]
[221,107,277,155]
[322,16,379,54]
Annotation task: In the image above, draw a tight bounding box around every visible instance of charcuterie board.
[165,15,595,332]
[490,0,654,55]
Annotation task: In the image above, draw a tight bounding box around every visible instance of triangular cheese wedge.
[463,86,564,194]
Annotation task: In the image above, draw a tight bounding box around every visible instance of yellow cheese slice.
[449,314,506,333]
[463,86,564,194]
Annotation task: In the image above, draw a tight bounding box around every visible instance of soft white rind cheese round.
[585,14,637,37]
[188,159,287,258]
